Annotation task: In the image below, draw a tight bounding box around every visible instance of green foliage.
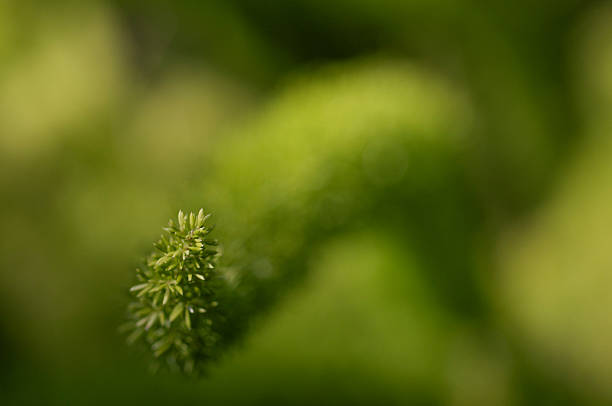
[123,60,487,376]
[125,209,226,374]
[5,1,610,403]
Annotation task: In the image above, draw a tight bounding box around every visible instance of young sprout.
[124,209,225,375]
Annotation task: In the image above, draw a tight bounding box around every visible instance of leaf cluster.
[124,209,225,374]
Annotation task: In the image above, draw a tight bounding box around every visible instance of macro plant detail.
[4,1,612,404]
[123,61,483,376]
[124,209,225,374]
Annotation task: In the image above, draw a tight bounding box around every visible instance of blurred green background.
[2,0,612,404]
